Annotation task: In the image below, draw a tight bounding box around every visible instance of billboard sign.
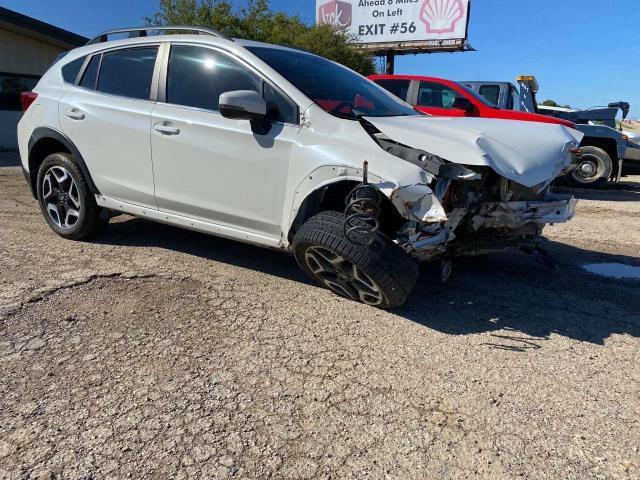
[316,0,471,52]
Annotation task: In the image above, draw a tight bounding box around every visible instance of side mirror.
[451,97,475,113]
[219,90,267,121]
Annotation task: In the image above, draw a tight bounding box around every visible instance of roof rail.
[86,26,230,45]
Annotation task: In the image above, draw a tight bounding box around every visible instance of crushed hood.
[364,116,584,188]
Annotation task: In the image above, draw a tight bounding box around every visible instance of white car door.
[58,45,160,208]
[150,44,300,239]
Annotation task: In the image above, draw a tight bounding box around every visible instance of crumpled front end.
[362,120,578,261]
[389,167,576,261]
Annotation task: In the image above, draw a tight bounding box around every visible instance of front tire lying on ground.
[36,152,106,240]
[293,211,418,308]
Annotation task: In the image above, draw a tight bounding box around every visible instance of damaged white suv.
[18,27,582,308]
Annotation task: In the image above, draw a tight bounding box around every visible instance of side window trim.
[73,55,92,86]
[407,80,419,106]
[159,42,300,125]
[72,44,161,102]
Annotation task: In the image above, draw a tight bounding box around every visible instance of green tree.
[146,0,375,75]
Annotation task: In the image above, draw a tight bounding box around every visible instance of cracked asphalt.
[1,153,639,479]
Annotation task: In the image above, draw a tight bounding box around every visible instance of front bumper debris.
[405,194,577,260]
[470,194,577,230]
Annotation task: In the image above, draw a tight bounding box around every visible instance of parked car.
[463,77,640,187]
[18,27,581,308]
[368,74,576,128]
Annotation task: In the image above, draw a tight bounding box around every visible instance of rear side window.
[374,79,411,102]
[167,45,261,111]
[61,57,85,84]
[479,85,500,107]
[96,47,158,100]
[79,55,100,89]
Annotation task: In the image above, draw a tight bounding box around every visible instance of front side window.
[96,47,158,100]
[166,45,297,124]
[247,46,418,119]
[373,79,411,102]
[167,45,261,112]
[417,82,465,108]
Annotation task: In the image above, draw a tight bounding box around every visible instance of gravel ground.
[1,155,639,479]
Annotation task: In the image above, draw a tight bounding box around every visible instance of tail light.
[20,91,38,111]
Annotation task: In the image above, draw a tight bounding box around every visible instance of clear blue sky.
[2,0,638,116]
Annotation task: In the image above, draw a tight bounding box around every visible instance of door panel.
[150,104,296,237]
[59,89,157,208]
[416,81,469,117]
[150,44,299,238]
[58,46,160,208]
[415,105,467,117]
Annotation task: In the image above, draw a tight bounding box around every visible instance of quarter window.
[96,47,158,100]
[61,57,85,84]
[417,82,465,108]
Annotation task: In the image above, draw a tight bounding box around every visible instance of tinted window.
[96,47,158,100]
[0,74,39,110]
[79,54,100,89]
[374,79,411,102]
[247,46,418,119]
[417,81,465,108]
[61,57,85,84]
[263,82,297,123]
[479,85,500,107]
[167,45,261,111]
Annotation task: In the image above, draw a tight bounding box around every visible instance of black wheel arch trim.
[27,127,100,198]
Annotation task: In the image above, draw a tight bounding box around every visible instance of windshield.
[457,83,498,108]
[246,46,419,119]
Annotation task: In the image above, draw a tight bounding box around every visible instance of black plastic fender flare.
[27,127,100,198]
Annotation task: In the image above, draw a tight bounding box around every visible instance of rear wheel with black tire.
[292,211,418,308]
[36,152,107,240]
[567,146,613,188]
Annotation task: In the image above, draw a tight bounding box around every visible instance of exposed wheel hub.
[572,153,607,183]
[580,161,596,176]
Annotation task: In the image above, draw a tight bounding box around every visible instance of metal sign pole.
[386,51,395,75]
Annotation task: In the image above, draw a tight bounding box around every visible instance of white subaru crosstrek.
[18,27,582,308]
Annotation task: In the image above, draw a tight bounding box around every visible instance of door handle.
[153,122,180,135]
[65,109,85,120]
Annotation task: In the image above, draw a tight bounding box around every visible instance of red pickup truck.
[369,74,576,129]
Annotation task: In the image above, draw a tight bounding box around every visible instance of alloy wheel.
[41,166,81,229]
[304,246,385,306]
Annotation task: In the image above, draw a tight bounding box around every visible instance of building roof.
[0,6,87,49]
